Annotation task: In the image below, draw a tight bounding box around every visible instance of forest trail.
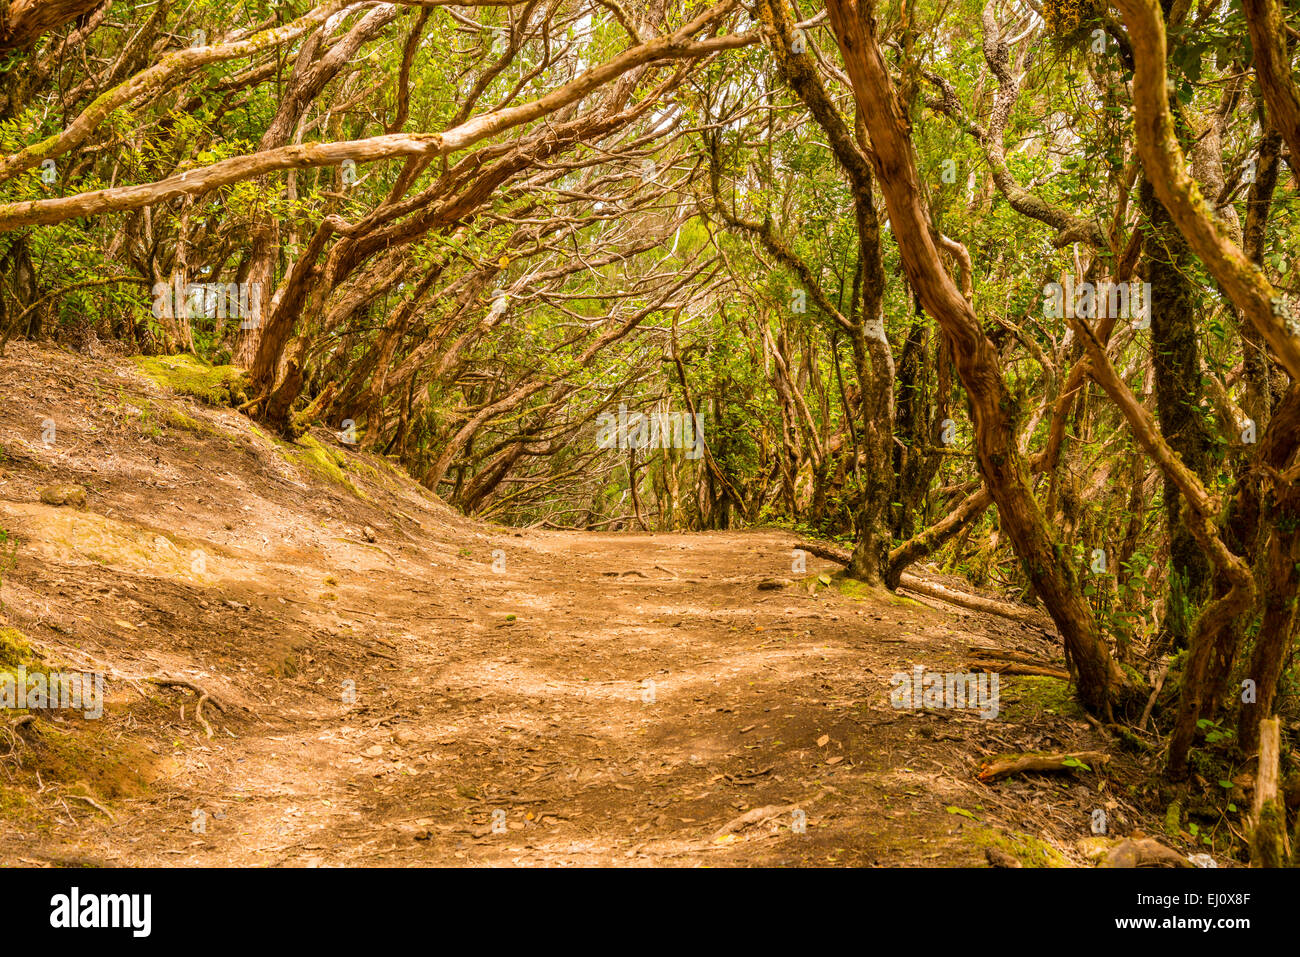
[0,344,1142,867]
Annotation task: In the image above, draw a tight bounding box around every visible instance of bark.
[234,3,401,367]
[891,306,941,540]
[1240,386,1300,753]
[1242,0,1300,171]
[922,15,1105,249]
[0,0,104,53]
[885,486,992,589]
[740,0,895,583]
[0,1,355,186]
[1140,178,1214,653]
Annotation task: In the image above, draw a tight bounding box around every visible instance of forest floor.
[0,342,1179,867]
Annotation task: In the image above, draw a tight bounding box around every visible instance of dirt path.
[0,343,1138,867]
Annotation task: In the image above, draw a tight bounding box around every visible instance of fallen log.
[898,573,1049,627]
[794,540,851,565]
[794,540,1051,627]
[966,660,1071,680]
[967,646,1061,667]
[978,750,1110,782]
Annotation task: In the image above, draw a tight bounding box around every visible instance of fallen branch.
[709,789,830,843]
[794,540,851,565]
[978,750,1110,782]
[967,647,1058,667]
[711,803,799,841]
[898,574,1048,627]
[966,660,1070,680]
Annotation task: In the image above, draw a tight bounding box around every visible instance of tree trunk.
[1140,179,1214,653]
[825,0,1135,715]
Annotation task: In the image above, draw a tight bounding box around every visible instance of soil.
[0,342,1173,867]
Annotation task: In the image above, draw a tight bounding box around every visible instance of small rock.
[362,526,376,542]
[393,729,418,745]
[39,484,86,508]
[985,846,1022,868]
[758,578,792,590]
[362,745,384,758]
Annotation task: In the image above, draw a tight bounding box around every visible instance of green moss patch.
[289,436,366,499]
[996,675,1085,721]
[163,407,215,437]
[21,722,153,800]
[832,576,889,601]
[797,572,924,608]
[0,626,39,671]
[968,825,1072,867]
[132,354,249,406]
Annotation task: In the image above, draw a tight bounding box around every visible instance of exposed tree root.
[66,792,116,823]
[710,803,800,841]
[141,676,232,739]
